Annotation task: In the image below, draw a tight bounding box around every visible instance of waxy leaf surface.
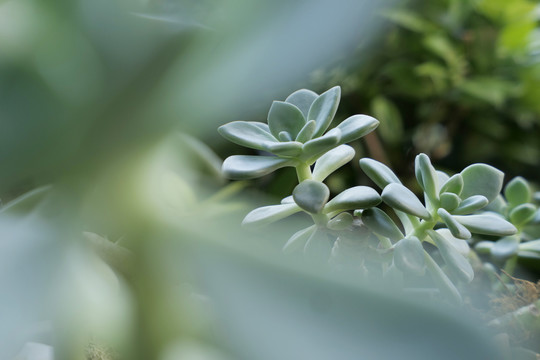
[335,114,379,144]
[361,207,404,241]
[504,176,531,206]
[359,158,401,189]
[222,155,293,179]
[308,86,341,137]
[285,89,318,119]
[242,203,301,228]
[268,101,306,139]
[453,214,517,236]
[393,236,425,275]
[437,208,471,240]
[218,121,278,151]
[324,186,381,213]
[452,195,488,215]
[382,183,431,220]
[460,164,504,203]
[293,180,330,214]
[312,145,355,181]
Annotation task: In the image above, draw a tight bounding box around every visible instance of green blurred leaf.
[458,77,517,107]
[293,180,330,214]
[504,176,531,206]
[327,212,353,231]
[323,186,381,214]
[371,97,402,145]
[382,183,431,220]
[382,8,436,33]
[283,225,316,254]
[509,203,536,226]
[0,185,52,215]
[491,236,519,260]
[427,230,474,283]
[393,236,425,276]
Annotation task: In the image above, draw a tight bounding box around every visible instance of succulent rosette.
[219,86,379,180]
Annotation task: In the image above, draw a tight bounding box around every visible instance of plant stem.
[296,163,312,182]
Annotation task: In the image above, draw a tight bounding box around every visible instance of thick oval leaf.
[267,101,306,139]
[265,141,303,158]
[504,176,531,206]
[222,155,293,180]
[242,203,301,228]
[452,195,488,215]
[285,89,318,118]
[308,86,341,137]
[460,164,504,203]
[436,171,450,193]
[0,185,52,215]
[283,225,316,254]
[295,120,317,143]
[218,121,278,151]
[519,239,540,253]
[440,192,460,212]
[278,131,293,142]
[335,114,379,144]
[453,214,517,236]
[302,128,341,161]
[327,212,354,231]
[382,183,431,220]
[359,158,401,189]
[439,174,463,196]
[415,153,439,202]
[323,186,381,213]
[427,230,474,283]
[393,236,425,276]
[435,229,470,256]
[293,180,330,214]
[474,241,494,255]
[491,236,519,260]
[424,251,462,304]
[361,207,404,241]
[509,203,536,226]
[437,208,471,240]
[312,145,355,182]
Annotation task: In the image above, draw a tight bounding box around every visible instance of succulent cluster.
[219,86,540,304]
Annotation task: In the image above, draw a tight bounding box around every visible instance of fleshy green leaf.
[242,203,301,227]
[293,180,330,214]
[519,239,540,253]
[0,185,52,215]
[359,158,402,189]
[323,186,381,213]
[278,131,293,142]
[504,176,531,206]
[475,241,494,255]
[393,236,425,276]
[295,120,317,143]
[460,164,504,203]
[283,225,316,254]
[327,212,354,231]
[453,214,517,236]
[312,145,355,182]
[265,141,303,158]
[436,171,450,193]
[452,195,489,215]
[437,208,471,240]
[424,251,462,304]
[509,203,536,226]
[415,153,439,202]
[360,207,404,241]
[335,114,379,144]
[439,174,463,196]
[382,183,431,220]
[491,236,519,260]
[440,192,460,212]
[435,229,470,256]
[308,86,341,137]
[267,101,306,139]
[428,230,474,283]
[218,121,278,151]
[302,128,341,161]
[285,89,318,119]
[222,155,293,180]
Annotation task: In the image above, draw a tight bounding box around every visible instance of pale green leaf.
[393,236,425,276]
[435,229,470,256]
[361,207,403,241]
[323,186,381,213]
[222,155,293,180]
[453,214,517,236]
[504,176,531,206]
[267,101,306,139]
[336,114,379,144]
[265,141,303,158]
[283,225,316,254]
[285,89,318,119]
[293,180,330,214]
[382,183,431,220]
[440,192,460,212]
[439,174,463,196]
[308,86,341,137]
[437,208,471,240]
[302,128,341,161]
[415,153,439,202]
[428,230,474,283]
[295,120,317,143]
[312,145,355,182]
[509,203,536,226]
[491,236,519,260]
[327,212,354,231]
[460,163,504,203]
[218,121,278,151]
[359,158,401,189]
[452,195,488,215]
[242,203,301,228]
[424,251,462,304]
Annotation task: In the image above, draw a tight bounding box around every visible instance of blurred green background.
[1,0,538,359]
